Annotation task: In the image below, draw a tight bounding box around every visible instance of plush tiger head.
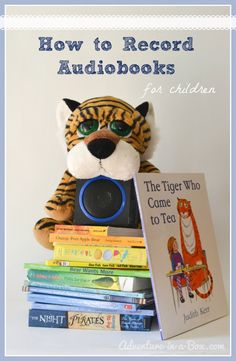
[177,198,192,219]
[57,96,152,180]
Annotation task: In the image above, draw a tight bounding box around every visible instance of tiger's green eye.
[78,119,99,136]
[110,121,131,137]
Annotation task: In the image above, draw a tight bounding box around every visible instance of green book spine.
[27,269,151,291]
[24,263,150,278]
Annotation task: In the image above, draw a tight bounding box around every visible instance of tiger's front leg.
[45,170,77,221]
[34,218,73,249]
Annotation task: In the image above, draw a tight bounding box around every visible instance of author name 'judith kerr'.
[141,82,216,98]
[183,306,210,323]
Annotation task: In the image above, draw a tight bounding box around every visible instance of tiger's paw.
[33,225,54,250]
[45,195,74,221]
[34,217,73,249]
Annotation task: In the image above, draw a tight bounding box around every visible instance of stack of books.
[23,225,156,331]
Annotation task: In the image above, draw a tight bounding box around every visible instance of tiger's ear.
[56,98,80,152]
[63,98,81,112]
[56,98,80,132]
[135,102,149,117]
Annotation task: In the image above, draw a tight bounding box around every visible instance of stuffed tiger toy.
[34,96,160,249]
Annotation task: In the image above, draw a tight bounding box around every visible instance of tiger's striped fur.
[65,96,151,154]
[34,96,159,249]
[45,170,76,221]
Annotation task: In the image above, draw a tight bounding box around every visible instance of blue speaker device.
[73,176,140,228]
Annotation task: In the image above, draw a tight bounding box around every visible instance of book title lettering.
[69,314,105,327]
[143,179,201,226]
[38,36,194,76]
[38,314,66,325]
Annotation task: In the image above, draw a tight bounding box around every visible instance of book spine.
[29,309,152,331]
[55,224,108,236]
[24,263,150,278]
[53,244,148,266]
[27,269,143,291]
[25,286,152,305]
[27,292,139,311]
[49,233,145,247]
[29,309,68,328]
[27,281,153,298]
[31,302,156,316]
[45,259,149,270]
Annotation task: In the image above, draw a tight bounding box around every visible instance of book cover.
[134,173,228,339]
[53,244,148,266]
[24,263,150,278]
[27,292,143,312]
[27,269,151,291]
[49,233,145,247]
[29,309,153,331]
[24,285,154,305]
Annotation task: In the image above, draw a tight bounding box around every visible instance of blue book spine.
[27,292,139,311]
[27,281,153,299]
[31,302,156,316]
[27,286,151,305]
[29,309,68,328]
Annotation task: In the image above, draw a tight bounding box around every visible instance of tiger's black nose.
[87,138,116,159]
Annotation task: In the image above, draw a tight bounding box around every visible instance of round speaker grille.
[79,176,126,222]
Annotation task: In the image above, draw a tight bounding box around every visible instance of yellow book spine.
[49,233,145,247]
[55,224,108,236]
[45,259,149,270]
[53,244,148,266]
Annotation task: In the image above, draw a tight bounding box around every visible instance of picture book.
[27,269,151,291]
[49,233,145,247]
[55,224,143,238]
[25,281,153,299]
[134,173,228,339]
[53,244,148,266]
[29,309,153,331]
[45,259,148,270]
[31,302,156,316]
[24,263,150,278]
[24,285,154,305]
[27,292,144,312]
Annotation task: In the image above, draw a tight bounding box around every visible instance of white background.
[5,5,230,356]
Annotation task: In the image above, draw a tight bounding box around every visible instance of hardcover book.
[24,285,154,305]
[134,173,228,339]
[27,292,145,312]
[24,263,150,278]
[53,244,148,266]
[31,302,156,316]
[27,269,151,291]
[49,233,145,247]
[55,224,143,237]
[25,281,153,299]
[45,259,148,270]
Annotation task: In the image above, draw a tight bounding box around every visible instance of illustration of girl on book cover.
[167,236,194,303]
